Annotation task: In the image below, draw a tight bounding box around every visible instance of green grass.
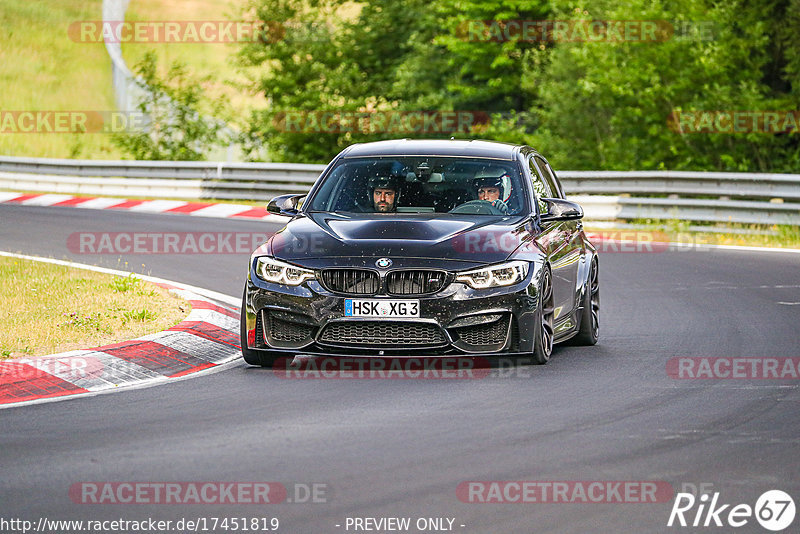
[109,272,145,293]
[0,256,190,359]
[0,0,123,159]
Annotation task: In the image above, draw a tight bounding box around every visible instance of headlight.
[455,260,529,289]
[255,257,315,286]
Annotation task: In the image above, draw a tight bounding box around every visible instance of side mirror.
[267,194,304,216]
[539,198,583,223]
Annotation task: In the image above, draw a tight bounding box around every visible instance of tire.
[240,285,281,367]
[571,257,599,346]
[532,266,555,364]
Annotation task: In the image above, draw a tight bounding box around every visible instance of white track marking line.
[127,200,188,212]
[20,194,74,206]
[188,203,254,218]
[76,197,129,209]
[0,192,24,202]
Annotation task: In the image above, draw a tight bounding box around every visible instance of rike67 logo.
[668,490,795,531]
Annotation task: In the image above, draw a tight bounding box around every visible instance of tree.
[238,0,549,162]
[530,0,800,171]
[238,0,799,170]
[113,52,230,161]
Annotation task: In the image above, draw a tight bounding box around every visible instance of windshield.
[306,156,528,216]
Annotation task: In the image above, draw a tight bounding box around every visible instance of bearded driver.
[368,175,400,213]
[472,169,510,215]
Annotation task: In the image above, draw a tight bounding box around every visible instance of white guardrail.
[0,156,798,227]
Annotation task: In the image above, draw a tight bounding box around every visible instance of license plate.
[344,299,420,318]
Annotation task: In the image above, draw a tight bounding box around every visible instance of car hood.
[268,212,531,267]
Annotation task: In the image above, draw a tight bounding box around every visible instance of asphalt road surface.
[1,204,799,533]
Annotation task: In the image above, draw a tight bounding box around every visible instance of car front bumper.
[243,261,545,358]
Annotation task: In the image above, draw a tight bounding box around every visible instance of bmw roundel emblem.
[376,258,393,269]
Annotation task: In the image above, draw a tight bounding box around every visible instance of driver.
[367,175,400,213]
[472,169,510,215]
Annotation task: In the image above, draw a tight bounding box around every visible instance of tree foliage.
[237,0,548,162]
[238,0,800,170]
[113,52,230,161]
[531,0,800,171]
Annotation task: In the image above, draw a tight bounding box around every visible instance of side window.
[528,157,552,214]
[534,156,562,199]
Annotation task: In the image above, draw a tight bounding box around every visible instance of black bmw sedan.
[241,139,598,366]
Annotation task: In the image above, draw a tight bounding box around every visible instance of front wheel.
[571,257,599,345]
[532,267,555,364]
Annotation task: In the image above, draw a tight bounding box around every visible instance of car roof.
[340,139,521,161]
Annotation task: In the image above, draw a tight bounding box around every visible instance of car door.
[530,155,581,323]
